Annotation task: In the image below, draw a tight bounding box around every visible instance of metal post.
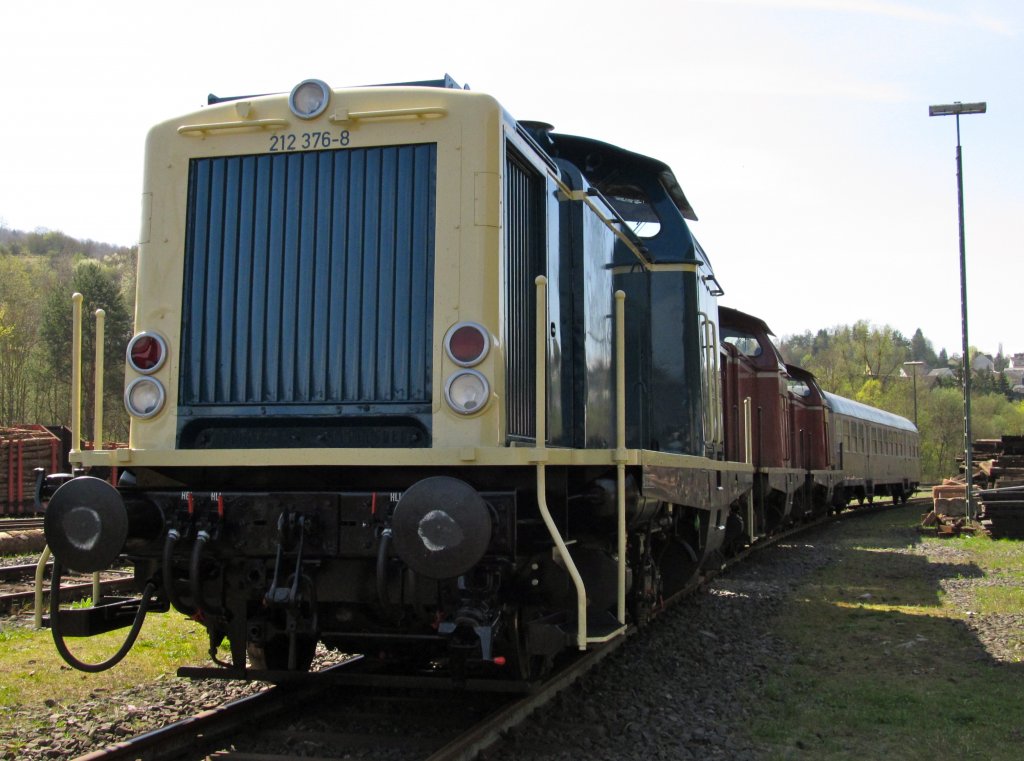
[929,101,986,522]
[903,360,923,428]
[71,293,83,454]
[955,118,974,521]
[94,309,106,449]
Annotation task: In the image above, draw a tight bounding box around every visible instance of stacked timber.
[1,426,61,515]
[976,436,1024,538]
[932,480,968,517]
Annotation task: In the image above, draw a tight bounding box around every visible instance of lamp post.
[903,360,924,428]
[929,100,986,521]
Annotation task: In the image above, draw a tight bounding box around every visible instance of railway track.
[69,644,622,761]
[0,562,135,614]
[62,497,924,761]
[0,517,44,532]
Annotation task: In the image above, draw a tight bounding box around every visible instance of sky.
[1,0,1021,358]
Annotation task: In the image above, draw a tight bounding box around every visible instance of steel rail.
[424,640,626,761]
[0,576,136,614]
[68,665,356,761]
[0,518,45,531]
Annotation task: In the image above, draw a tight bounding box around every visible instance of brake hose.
[377,527,394,611]
[162,529,196,616]
[190,530,223,616]
[49,557,156,673]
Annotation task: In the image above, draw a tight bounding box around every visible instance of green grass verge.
[749,509,1024,760]
[0,610,209,709]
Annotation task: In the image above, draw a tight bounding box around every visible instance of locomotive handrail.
[744,398,753,466]
[552,180,652,268]
[614,290,627,625]
[698,311,723,453]
[532,276,629,648]
[177,118,288,135]
[33,545,51,629]
[329,106,448,123]
[532,276,588,650]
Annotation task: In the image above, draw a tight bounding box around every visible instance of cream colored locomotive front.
[77,81,557,471]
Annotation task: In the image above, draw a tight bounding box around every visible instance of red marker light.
[127,332,167,373]
[445,323,489,367]
[493,656,507,666]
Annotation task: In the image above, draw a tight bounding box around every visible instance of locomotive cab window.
[600,184,661,238]
[787,378,811,397]
[721,328,763,358]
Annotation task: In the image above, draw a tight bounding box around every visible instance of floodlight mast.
[928,100,986,521]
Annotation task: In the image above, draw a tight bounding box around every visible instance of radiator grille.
[504,147,546,441]
[181,144,436,408]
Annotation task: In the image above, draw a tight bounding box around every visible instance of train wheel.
[658,537,701,598]
[247,635,317,672]
[722,510,746,556]
[503,609,552,683]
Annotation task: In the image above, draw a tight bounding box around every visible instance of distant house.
[1010,353,1024,370]
[900,363,931,378]
[973,354,996,372]
[925,367,955,386]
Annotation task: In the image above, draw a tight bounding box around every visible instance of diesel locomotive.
[43,76,920,680]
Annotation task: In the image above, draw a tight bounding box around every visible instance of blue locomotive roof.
[822,391,918,433]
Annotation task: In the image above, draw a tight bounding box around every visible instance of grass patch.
[0,610,209,712]
[974,585,1024,615]
[746,508,1024,760]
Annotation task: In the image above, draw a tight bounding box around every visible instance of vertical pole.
[955,114,974,521]
[912,369,918,428]
[71,293,84,455]
[94,309,106,450]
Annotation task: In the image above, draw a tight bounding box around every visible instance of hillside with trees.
[777,322,1024,481]
[0,225,135,442]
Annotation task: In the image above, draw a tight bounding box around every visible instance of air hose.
[49,557,156,673]
[377,527,394,610]
[162,529,196,616]
[190,530,223,616]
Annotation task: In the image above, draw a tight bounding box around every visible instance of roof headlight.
[445,370,490,415]
[125,377,166,419]
[289,79,330,120]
